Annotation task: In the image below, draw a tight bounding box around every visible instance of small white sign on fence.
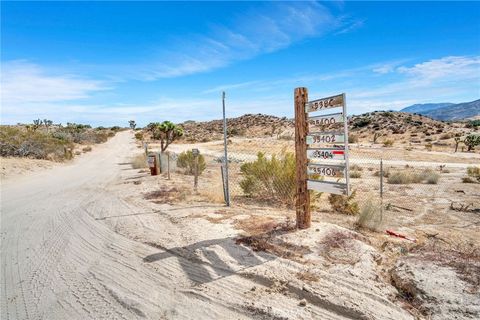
[306,133,345,144]
[307,164,345,177]
[307,148,345,160]
[308,112,344,126]
[305,94,344,113]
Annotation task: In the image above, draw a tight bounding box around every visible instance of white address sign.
[309,112,344,126]
[306,133,345,144]
[306,94,344,113]
[307,148,345,160]
[307,164,345,177]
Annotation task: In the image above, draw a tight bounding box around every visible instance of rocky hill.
[178,112,474,145]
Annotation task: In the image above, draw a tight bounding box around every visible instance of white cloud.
[1,60,107,105]
[397,56,480,84]
[133,2,340,80]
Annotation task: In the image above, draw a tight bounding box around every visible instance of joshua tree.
[128,120,136,130]
[147,121,183,152]
[454,137,462,153]
[32,119,42,132]
[464,134,480,151]
[43,119,53,132]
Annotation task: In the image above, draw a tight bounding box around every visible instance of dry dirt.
[2,131,479,320]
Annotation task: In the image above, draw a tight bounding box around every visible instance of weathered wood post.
[294,87,311,229]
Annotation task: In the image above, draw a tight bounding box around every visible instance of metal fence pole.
[222,91,231,206]
[380,158,384,199]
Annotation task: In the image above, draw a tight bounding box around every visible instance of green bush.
[177,150,206,175]
[239,152,296,206]
[328,190,359,215]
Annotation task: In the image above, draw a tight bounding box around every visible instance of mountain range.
[400,99,480,121]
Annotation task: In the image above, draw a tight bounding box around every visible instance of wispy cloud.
[397,55,480,84]
[133,2,342,80]
[1,60,107,105]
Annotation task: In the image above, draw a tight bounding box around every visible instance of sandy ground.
[1,131,421,320]
[1,157,59,180]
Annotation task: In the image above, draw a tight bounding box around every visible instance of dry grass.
[356,198,383,231]
[296,270,319,283]
[144,186,187,204]
[131,153,147,169]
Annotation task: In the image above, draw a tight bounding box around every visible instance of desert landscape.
[1,1,480,320]
[1,110,479,320]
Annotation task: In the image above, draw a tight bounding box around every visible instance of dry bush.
[318,230,363,264]
[356,198,383,231]
[349,171,362,178]
[328,190,359,215]
[131,153,147,169]
[82,146,92,152]
[348,134,359,143]
[144,187,187,204]
[296,270,319,283]
[0,126,74,161]
[462,177,475,183]
[239,151,296,207]
[383,139,394,147]
[466,166,480,182]
[350,164,363,171]
[387,169,440,184]
[177,150,206,175]
[373,168,390,177]
[134,132,144,140]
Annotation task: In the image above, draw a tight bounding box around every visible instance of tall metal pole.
[222,91,231,206]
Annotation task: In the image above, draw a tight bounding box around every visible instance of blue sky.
[1,1,479,127]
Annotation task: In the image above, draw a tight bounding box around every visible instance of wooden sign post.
[295,88,350,229]
[294,87,311,229]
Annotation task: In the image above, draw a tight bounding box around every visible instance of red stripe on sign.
[332,151,344,155]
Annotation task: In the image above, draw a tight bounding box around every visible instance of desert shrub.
[373,168,390,177]
[0,126,73,161]
[349,171,362,178]
[239,152,296,206]
[462,177,475,183]
[135,132,144,140]
[425,143,433,151]
[110,126,121,131]
[350,164,363,171]
[82,146,92,152]
[107,131,115,138]
[440,133,452,140]
[423,170,440,184]
[356,198,383,231]
[465,120,480,128]
[353,118,371,128]
[383,139,394,147]
[177,150,206,175]
[328,190,359,215]
[131,153,147,169]
[387,169,440,184]
[278,134,294,141]
[348,134,359,143]
[466,166,480,182]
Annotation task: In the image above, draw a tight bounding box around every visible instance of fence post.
[167,151,171,180]
[294,87,310,229]
[380,158,383,199]
[222,91,231,206]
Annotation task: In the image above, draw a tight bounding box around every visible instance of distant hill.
[401,103,454,113]
[401,99,480,121]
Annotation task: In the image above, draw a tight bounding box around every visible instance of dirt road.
[1,132,413,320]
